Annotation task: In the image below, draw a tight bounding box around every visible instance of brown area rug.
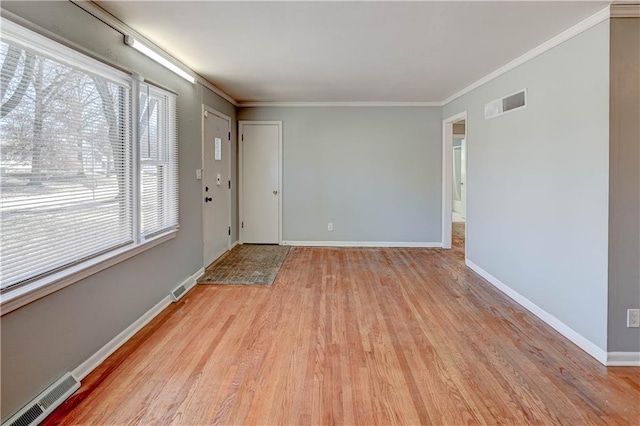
[199,244,290,285]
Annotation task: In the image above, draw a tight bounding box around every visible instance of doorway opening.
[442,111,467,250]
[452,121,466,224]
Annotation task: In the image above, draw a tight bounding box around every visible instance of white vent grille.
[4,373,79,426]
[171,284,187,301]
[7,405,43,426]
[485,89,527,119]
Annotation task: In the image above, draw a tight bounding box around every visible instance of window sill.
[0,230,177,316]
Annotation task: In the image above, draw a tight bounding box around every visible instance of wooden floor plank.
[45,224,640,425]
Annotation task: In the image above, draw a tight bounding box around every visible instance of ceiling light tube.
[124,35,195,84]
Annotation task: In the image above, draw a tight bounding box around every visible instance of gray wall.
[443,21,610,350]
[0,2,236,421]
[0,6,632,423]
[238,107,442,243]
[608,17,640,353]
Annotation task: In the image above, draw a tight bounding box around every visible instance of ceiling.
[96,1,609,104]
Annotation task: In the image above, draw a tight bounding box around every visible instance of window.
[0,19,179,296]
[139,83,178,239]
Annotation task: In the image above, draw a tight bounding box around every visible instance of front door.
[203,110,231,267]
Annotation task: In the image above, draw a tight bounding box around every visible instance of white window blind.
[138,83,178,239]
[1,22,134,290]
[1,20,180,298]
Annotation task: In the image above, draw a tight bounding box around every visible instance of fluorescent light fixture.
[125,35,195,84]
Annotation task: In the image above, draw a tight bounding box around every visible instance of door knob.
[205,197,212,202]
[273,190,278,195]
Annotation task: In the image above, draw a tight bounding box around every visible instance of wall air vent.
[3,373,79,426]
[485,89,527,119]
[171,283,187,301]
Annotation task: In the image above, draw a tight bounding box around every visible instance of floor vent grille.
[39,375,77,409]
[8,405,43,426]
[4,373,79,426]
[171,284,187,301]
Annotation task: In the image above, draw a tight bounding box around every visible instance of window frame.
[138,83,179,241]
[0,18,179,315]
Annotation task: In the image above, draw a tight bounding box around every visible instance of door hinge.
[228,226,231,236]
[228,131,231,140]
[204,110,208,118]
[241,221,244,228]
[241,134,244,141]
[228,180,231,189]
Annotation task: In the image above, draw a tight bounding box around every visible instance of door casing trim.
[442,111,467,250]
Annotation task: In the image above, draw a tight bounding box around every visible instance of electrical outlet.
[328,223,333,231]
[628,309,640,328]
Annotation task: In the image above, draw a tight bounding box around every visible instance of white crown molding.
[234,6,612,108]
[611,4,640,17]
[441,6,611,106]
[465,259,608,366]
[41,2,613,109]
[73,1,238,106]
[238,101,443,108]
[282,241,442,248]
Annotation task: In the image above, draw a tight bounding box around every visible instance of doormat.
[199,244,290,285]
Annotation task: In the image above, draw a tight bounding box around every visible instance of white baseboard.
[230,240,240,250]
[186,267,204,291]
[607,352,640,366]
[73,268,203,381]
[72,295,171,381]
[282,241,442,248]
[465,259,608,366]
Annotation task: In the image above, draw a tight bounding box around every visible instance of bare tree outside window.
[1,23,177,293]
[0,39,132,289]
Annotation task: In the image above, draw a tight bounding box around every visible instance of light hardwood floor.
[46,224,640,425]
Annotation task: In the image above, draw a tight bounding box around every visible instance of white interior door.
[241,122,280,244]
[203,110,231,267]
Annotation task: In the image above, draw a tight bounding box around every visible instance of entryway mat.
[199,244,290,285]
